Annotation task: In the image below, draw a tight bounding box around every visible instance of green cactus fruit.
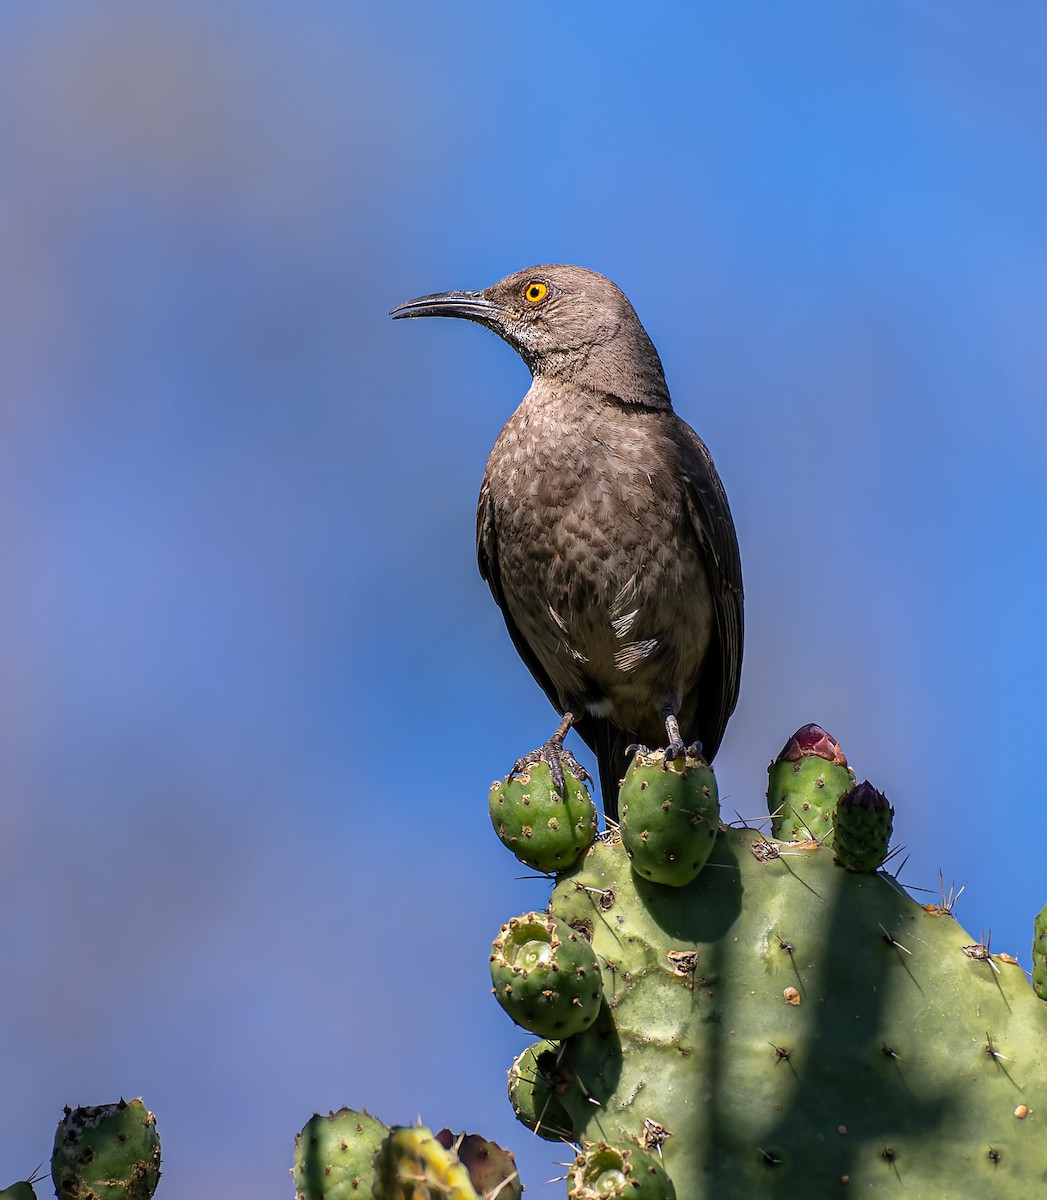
[542,828,1047,1196]
[618,749,719,886]
[0,1171,44,1200]
[567,1142,676,1200]
[507,1039,578,1142]
[1033,902,1047,1001]
[488,761,597,873]
[767,722,856,843]
[50,1099,160,1200]
[435,1131,522,1200]
[832,780,894,872]
[292,1106,388,1200]
[490,912,603,1039]
[372,1126,479,1200]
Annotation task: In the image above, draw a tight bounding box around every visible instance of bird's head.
[391,264,671,409]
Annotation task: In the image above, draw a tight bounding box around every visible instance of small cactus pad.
[51,1099,160,1200]
[567,1141,676,1200]
[619,749,719,886]
[1033,902,1047,1001]
[832,781,894,872]
[292,1106,388,1200]
[489,761,597,873]
[372,1126,479,1200]
[507,1039,578,1143]
[490,912,603,1039]
[767,723,855,843]
[435,1131,522,1200]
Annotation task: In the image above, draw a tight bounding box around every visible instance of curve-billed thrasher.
[391,265,743,818]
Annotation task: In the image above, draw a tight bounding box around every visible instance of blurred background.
[1,2,1045,1194]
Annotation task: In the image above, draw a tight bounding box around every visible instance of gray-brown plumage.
[390,265,743,818]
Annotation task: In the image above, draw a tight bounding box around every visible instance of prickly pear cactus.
[489,761,597,873]
[507,1039,577,1143]
[372,1126,479,1200]
[0,1171,45,1200]
[435,1131,522,1200]
[767,723,855,843]
[490,911,603,1039]
[50,1099,160,1200]
[492,729,1047,1196]
[1034,902,1047,1002]
[618,749,719,886]
[567,1141,675,1199]
[293,1106,388,1200]
[833,780,894,872]
[536,828,1047,1194]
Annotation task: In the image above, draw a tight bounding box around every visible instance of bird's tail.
[584,719,632,823]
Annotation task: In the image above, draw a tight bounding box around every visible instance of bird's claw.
[625,743,651,759]
[663,739,704,767]
[511,744,591,795]
[663,738,686,764]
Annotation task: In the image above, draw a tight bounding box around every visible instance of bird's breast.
[483,390,713,723]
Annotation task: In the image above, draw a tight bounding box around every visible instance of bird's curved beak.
[389,289,504,329]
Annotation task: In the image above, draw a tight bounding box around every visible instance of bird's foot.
[625,743,651,760]
[663,738,686,764]
[660,712,704,766]
[663,738,705,767]
[511,744,591,795]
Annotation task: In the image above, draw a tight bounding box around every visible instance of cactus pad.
[50,1099,160,1200]
[536,828,1047,1196]
[292,1106,388,1200]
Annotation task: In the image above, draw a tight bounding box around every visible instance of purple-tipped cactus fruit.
[833,780,894,872]
[767,723,856,843]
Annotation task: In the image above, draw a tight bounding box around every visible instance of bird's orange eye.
[524,280,548,304]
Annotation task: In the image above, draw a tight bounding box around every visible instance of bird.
[390,265,743,819]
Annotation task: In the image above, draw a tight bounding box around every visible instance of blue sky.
[1,3,1045,1195]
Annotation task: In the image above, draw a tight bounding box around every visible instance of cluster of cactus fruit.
[9,725,1047,1198]
[291,1108,522,1200]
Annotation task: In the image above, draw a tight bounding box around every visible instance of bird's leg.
[512,711,591,794]
[662,711,704,765]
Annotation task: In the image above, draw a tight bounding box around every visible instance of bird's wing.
[476,473,565,717]
[678,425,744,760]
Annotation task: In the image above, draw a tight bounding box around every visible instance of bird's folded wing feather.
[476,474,566,718]
[678,426,744,759]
